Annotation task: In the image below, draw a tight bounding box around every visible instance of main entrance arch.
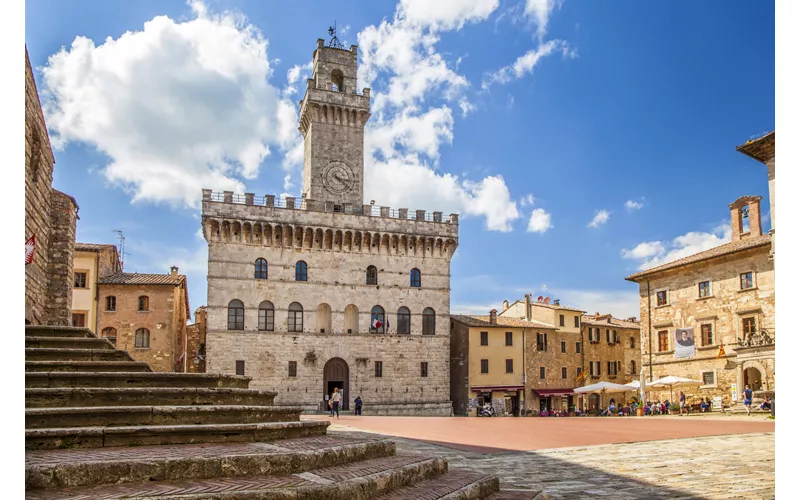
[323,357,349,410]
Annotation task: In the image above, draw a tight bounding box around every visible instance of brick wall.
[42,190,77,326]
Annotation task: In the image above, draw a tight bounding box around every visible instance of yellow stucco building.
[69,243,121,332]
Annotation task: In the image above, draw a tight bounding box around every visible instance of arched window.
[295,261,308,281]
[135,328,150,348]
[422,307,436,335]
[258,301,274,331]
[371,305,385,333]
[105,296,117,312]
[228,300,245,330]
[397,307,411,334]
[101,327,117,346]
[138,296,149,312]
[288,302,304,332]
[254,258,268,279]
[344,304,359,334]
[331,69,344,92]
[410,268,421,288]
[366,265,378,285]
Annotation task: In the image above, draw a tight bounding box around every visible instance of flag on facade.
[576,370,585,383]
[716,345,726,359]
[372,318,383,330]
[25,235,36,265]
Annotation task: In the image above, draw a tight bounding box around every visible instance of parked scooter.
[478,405,497,417]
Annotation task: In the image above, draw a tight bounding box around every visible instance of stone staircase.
[25,325,543,499]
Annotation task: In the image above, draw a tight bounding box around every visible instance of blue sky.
[25,0,775,320]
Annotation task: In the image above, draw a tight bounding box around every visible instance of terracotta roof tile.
[451,315,557,329]
[625,233,771,281]
[75,242,118,252]
[581,315,640,329]
[98,272,185,286]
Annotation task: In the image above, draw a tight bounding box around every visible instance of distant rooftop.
[98,272,185,286]
[581,314,640,329]
[75,242,117,253]
[451,315,556,329]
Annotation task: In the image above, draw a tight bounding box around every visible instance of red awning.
[471,385,524,392]
[534,389,574,397]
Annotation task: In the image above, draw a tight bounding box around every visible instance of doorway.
[744,367,763,391]
[323,357,349,410]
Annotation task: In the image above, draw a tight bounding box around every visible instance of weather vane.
[328,21,344,49]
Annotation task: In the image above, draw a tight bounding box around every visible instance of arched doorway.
[323,357,349,410]
[744,367,763,391]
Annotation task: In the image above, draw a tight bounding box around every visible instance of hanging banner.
[25,235,36,265]
[674,327,696,359]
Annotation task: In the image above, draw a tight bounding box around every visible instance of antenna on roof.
[543,297,551,304]
[327,21,344,49]
[537,296,543,302]
[112,230,130,271]
[553,299,560,306]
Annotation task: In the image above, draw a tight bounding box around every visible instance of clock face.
[323,162,354,195]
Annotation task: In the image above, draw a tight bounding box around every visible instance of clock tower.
[299,39,371,209]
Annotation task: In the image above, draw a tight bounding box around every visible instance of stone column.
[736,363,744,403]
[44,191,78,326]
[265,195,275,208]
[244,193,254,205]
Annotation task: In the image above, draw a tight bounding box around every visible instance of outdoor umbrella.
[647,376,702,403]
[574,381,632,410]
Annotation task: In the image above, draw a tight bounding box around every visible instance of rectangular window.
[701,324,713,346]
[574,316,580,328]
[288,311,303,332]
[505,331,513,346]
[480,359,489,374]
[740,272,754,290]
[73,271,88,289]
[613,330,618,343]
[698,281,711,298]
[561,340,566,353]
[590,361,600,377]
[420,362,428,377]
[702,371,715,386]
[537,332,548,351]
[656,290,668,306]
[658,330,669,352]
[576,341,581,354]
[629,336,636,348]
[480,331,488,346]
[71,313,85,328]
[539,366,546,379]
[505,359,513,373]
[288,361,297,377]
[105,296,116,312]
[259,308,275,331]
[561,366,567,379]
[742,317,756,336]
[559,314,565,327]
[138,296,149,312]
[235,360,245,376]
[606,329,611,343]
[630,360,636,375]
[375,361,383,377]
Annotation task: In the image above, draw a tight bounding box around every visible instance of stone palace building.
[201,38,459,415]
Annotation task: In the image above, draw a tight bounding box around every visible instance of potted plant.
[670,403,681,415]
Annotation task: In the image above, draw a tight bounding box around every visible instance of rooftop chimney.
[524,294,532,320]
[489,309,497,325]
[502,300,510,311]
[729,196,763,242]
[170,266,179,278]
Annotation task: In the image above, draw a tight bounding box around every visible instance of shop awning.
[471,385,524,392]
[533,389,574,397]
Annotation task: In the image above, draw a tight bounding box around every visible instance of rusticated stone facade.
[202,38,458,415]
[96,267,190,372]
[186,306,207,373]
[627,190,775,406]
[25,46,78,326]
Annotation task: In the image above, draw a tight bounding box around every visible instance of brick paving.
[375,470,495,500]
[314,455,431,481]
[325,427,775,499]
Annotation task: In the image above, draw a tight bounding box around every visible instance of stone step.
[26,420,331,450]
[486,490,549,500]
[26,337,115,350]
[25,454,446,499]
[25,326,95,338]
[26,372,251,389]
[374,469,499,499]
[26,405,304,428]
[26,348,134,362]
[26,435,395,489]
[25,361,152,373]
[26,387,277,408]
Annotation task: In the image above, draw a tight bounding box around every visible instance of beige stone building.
[70,243,121,332]
[96,267,191,372]
[450,311,556,416]
[25,46,79,326]
[201,38,458,415]
[580,313,641,411]
[626,133,775,404]
[186,306,208,373]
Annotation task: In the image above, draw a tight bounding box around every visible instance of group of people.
[326,388,364,418]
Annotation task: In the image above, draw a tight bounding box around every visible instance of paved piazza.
[305,415,775,499]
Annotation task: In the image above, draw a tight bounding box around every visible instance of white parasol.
[574,381,632,411]
[647,375,703,403]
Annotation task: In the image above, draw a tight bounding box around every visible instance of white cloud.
[458,97,475,117]
[520,194,535,206]
[548,288,640,320]
[625,199,644,211]
[527,208,552,233]
[41,1,285,208]
[399,0,500,31]
[524,0,559,41]
[588,209,610,228]
[621,222,733,271]
[482,39,573,88]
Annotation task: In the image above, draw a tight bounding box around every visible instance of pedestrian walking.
[354,395,363,416]
[331,387,341,419]
[679,391,686,416]
[743,384,753,416]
